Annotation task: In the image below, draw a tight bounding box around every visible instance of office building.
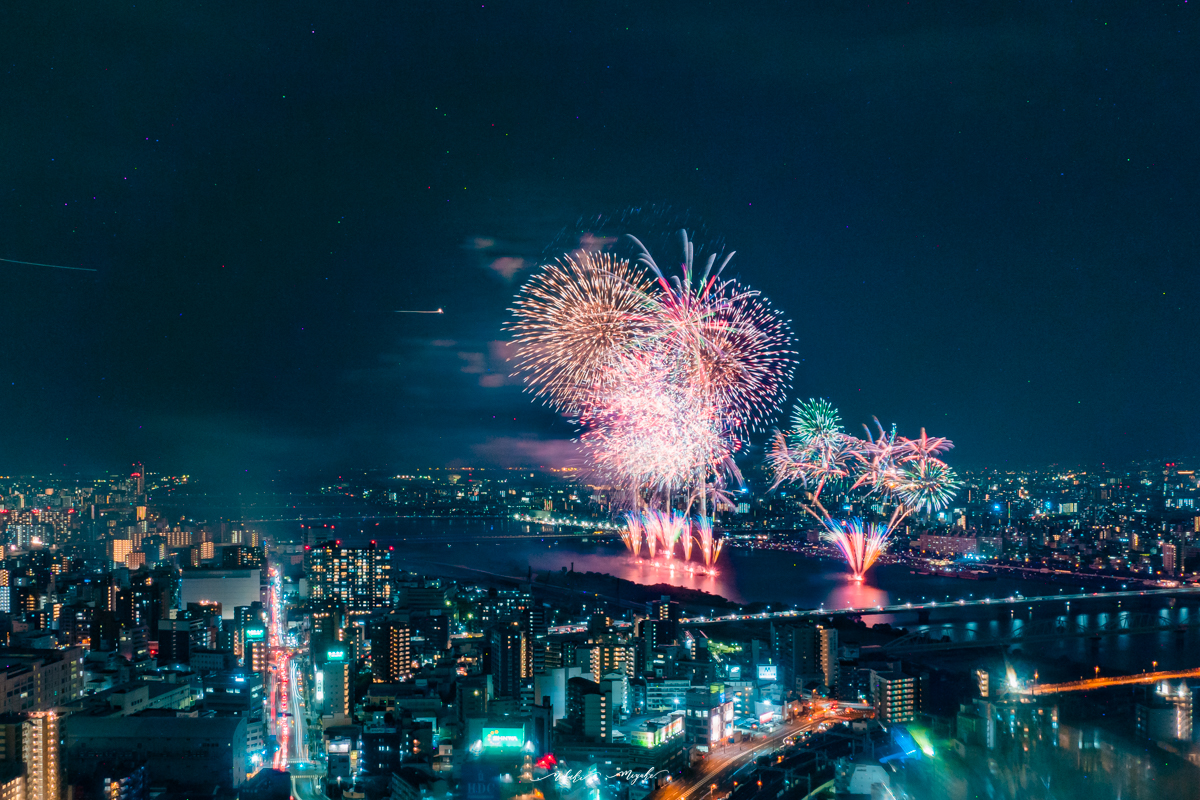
[684,684,734,750]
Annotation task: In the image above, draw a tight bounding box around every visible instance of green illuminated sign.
[245,626,266,641]
[482,728,524,749]
[326,649,346,662]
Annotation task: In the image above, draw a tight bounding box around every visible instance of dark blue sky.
[0,1,1197,480]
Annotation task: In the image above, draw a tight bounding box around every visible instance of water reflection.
[823,579,888,611]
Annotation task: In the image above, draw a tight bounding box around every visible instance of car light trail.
[1029,667,1200,695]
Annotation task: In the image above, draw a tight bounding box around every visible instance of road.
[1030,666,1200,695]
[649,712,842,800]
[263,566,327,800]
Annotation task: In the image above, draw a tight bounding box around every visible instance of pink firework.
[620,513,643,557]
[824,519,890,580]
[694,515,724,568]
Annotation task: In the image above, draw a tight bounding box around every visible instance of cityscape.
[0,461,1192,800]
[2,3,1199,800]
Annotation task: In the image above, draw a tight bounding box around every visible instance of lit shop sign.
[759,711,775,724]
[757,665,778,681]
[482,728,525,749]
[631,715,684,749]
[326,649,346,662]
[244,627,266,642]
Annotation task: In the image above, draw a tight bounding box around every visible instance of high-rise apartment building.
[304,542,393,613]
[372,616,412,683]
[1163,543,1178,575]
[589,636,635,678]
[648,597,680,645]
[870,671,915,724]
[23,712,58,800]
[566,677,612,743]
[488,622,528,697]
[818,627,839,693]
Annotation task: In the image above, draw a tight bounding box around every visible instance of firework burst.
[694,515,724,568]
[510,230,795,568]
[823,519,890,580]
[770,398,960,579]
[508,251,654,414]
[620,513,644,557]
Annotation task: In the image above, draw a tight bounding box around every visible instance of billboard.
[244,626,266,642]
[482,728,525,750]
[326,648,347,662]
[757,665,778,681]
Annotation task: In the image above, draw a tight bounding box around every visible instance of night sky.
[1,2,1197,481]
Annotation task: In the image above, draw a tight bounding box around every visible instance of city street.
[264,568,326,800]
[648,712,841,800]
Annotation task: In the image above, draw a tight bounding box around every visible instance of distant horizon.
[0,454,1194,488]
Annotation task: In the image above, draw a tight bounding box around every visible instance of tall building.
[309,603,346,660]
[1163,543,1178,576]
[0,763,21,800]
[870,671,915,724]
[65,716,247,789]
[23,712,58,800]
[684,684,734,750]
[317,652,351,722]
[648,597,679,644]
[773,623,819,691]
[487,622,527,697]
[1136,682,1193,743]
[565,677,612,743]
[0,649,85,714]
[818,627,839,693]
[589,636,635,678]
[371,616,412,683]
[304,542,393,613]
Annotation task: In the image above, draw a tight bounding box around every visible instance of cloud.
[487,256,528,280]
[456,341,519,387]
[578,233,617,250]
[469,436,580,468]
